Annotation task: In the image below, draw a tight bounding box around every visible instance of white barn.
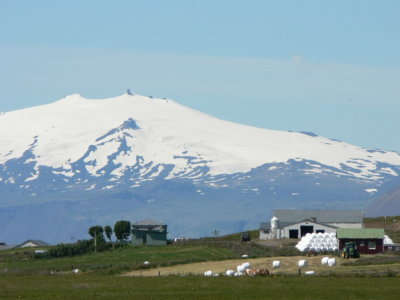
[260,209,363,240]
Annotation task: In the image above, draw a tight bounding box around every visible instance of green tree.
[114,220,131,241]
[88,225,104,241]
[104,225,113,241]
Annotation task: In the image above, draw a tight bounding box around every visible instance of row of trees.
[88,220,131,242]
[37,220,132,259]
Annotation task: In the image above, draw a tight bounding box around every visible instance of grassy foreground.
[1,275,400,299]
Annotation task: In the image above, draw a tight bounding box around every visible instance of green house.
[131,219,168,246]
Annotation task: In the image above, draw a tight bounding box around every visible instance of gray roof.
[15,240,50,248]
[273,209,363,224]
[259,222,271,230]
[133,218,165,226]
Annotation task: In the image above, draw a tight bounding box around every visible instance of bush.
[46,239,111,258]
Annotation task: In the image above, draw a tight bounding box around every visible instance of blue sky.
[1,0,399,151]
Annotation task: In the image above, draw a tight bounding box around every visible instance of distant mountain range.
[366,182,400,217]
[1,93,400,243]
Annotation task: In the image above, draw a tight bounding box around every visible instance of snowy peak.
[0,93,400,182]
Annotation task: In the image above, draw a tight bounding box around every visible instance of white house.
[15,240,50,248]
[260,209,363,240]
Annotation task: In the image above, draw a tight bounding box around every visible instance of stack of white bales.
[384,235,394,245]
[295,232,338,253]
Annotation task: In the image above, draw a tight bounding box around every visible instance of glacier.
[1,93,400,244]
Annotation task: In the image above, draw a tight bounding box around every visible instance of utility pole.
[94,231,97,253]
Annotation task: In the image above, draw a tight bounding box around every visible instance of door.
[300,225,314,237]
[289,229,299,239]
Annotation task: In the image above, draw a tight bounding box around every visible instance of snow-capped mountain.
[1,93,400,243]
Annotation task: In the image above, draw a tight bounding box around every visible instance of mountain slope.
[1,93,400,243]
[366,182,400,216]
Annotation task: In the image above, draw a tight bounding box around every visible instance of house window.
[359,241,365,247]
[368,241,376,250]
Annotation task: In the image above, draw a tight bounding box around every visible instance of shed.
[15,240,50,248]
[337,228,385,254]
[131,219,167,246]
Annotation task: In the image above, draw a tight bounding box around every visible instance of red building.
[337,228,384,254]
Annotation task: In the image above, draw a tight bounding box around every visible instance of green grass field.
[1,275,400,299]
[0,244,237,275]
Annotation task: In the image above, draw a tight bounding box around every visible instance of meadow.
[1,275,400,299]
[1,221,400,299]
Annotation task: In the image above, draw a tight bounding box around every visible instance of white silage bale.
[328,258,336,266]
[226,270,235,276]
[234,272,243,276]
[237,265,245,273]
[272,261,281,268]
[204,271,213,276]
[321,257,329,265]
[298,260,308,267]
[304,270,315,275]
[242,262,251,269]
[332,247,338,252]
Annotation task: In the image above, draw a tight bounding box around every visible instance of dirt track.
[121,255,340,277]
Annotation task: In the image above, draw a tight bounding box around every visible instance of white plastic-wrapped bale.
[237,265,245,273]
[384,235,394,245]
[234,272,243,276]
[204,270,213,276]
[304,270,315,275]
[298,260,308,267]
[272,260,281,268]
[321,257,329,265]
[328,258,336,266]
[226,270,235,276]
[143,261,150,265]
[242,262,251,269]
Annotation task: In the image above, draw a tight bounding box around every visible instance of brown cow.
[244,268,270,276]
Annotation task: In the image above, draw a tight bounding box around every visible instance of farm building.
[260,209,363,239]
[337,228,385,254]
[15,240,50,248]
[131,219,168,246]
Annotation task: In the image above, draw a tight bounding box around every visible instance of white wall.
[21,241,38,248]
[281,221,336,239]
[259,230,274,240]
